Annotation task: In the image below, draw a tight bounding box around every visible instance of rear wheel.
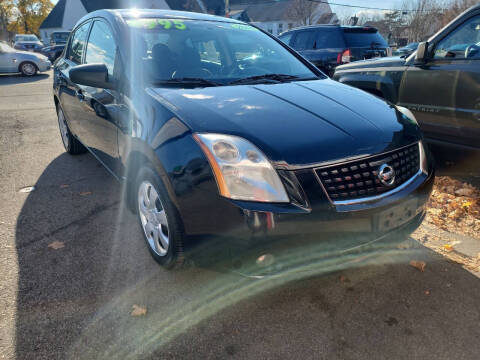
[57,106,86,154]
[136,167,185,269]
[19,62,37,76]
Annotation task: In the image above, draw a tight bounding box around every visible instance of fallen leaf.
[455,188,474,197]
[339,275,350,283]
[409,260,426,272]
[60,184,69,188]
[79,192,92,196]
[48,241,65,250]
[443,244,454,252]
[131,304,147,317]
[424,290,430,295]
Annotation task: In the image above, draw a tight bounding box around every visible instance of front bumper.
[37,61,51,72]
[185,169,433,276]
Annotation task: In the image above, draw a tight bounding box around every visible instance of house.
[39,0,224,43]
[229,0,338,36]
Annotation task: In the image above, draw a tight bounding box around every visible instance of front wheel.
[19,62,37,76]
[136,167,185,269]
[57,106,86,154]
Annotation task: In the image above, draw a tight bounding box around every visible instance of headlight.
[396,105,418,126]
[419,141,428,175]
[193,133,289,203]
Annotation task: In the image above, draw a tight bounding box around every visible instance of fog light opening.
[256,254,275,267]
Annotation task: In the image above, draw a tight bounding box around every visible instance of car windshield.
[342,29,388,47]
[126,18,319,85]
[0,43,13,52]
[52,33,69,41]
[16,35,39,42]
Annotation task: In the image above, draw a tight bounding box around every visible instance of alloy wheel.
[138,181,170,256]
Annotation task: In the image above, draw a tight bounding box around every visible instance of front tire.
[19,62,37,76]
[57,106,86,154]
[136,167,185,269]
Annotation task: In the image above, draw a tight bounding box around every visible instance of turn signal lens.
[193,133,289,203]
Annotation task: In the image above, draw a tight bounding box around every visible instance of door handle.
[76,90,85,101]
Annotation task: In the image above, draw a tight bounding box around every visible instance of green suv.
[334,4,480,149]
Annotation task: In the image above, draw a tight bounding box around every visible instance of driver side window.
[434,15,480,60]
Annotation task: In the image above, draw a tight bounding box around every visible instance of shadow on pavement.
[14,152,480,359]
[0,73,50,86]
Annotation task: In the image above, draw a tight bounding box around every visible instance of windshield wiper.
[152,77,222,87]
[229,74,309,85]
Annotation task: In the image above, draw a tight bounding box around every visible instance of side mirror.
[70,63,115,90]
[415,42,428,64]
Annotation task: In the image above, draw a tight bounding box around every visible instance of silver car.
[0,42,51,76]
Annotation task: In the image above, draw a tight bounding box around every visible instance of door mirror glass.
[70,63,115,89]
[415,42,428,64]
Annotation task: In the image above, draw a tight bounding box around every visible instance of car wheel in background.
[56,106,86,154]
[19,62,37,76]
[136,167,185,269]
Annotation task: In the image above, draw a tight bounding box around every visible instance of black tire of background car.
[19,61,37,76]
[135,167,185,269]
[56,106,87,155]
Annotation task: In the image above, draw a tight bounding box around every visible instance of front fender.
[335,72,397,103]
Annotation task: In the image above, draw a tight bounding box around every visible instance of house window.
[268,28,273,34]
[278,23,283,34]
[288,23,293,29]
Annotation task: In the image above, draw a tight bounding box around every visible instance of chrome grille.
[315,143,420,202]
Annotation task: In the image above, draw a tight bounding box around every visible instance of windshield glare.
[15,35,39,42]
[0,43,13,52]
[126,19,318,85]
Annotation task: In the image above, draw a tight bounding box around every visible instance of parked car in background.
[334,4,480,149]
[279,25,391,76]
[0,42,51,76]
[13,34,44,52]
[394,42,419,57]
[39,44,65,62]
[49,31,70,46]
[54,9,433,270]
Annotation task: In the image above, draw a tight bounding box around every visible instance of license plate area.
[373,198,420,232]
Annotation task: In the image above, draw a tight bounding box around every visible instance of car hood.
[150,79,421,166]
[11,50,47,61]
[335,56,407,71]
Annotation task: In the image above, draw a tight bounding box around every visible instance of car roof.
[76,8,243,27]
[280,24,377,35]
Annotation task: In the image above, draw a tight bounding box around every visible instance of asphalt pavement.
[1,72,480,360]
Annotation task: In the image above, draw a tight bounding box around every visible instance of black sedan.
[39,44,65,62]
[53,9,434,270]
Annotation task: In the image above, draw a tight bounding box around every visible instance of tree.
[287,0,324,26]
[4,0,53,36]
[0,1,15,40]
[440,0,477,26]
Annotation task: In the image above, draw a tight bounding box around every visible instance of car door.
[0,44,18,72]
[80,19,121,174]
[58,20,92,140]
[399,13,480,146]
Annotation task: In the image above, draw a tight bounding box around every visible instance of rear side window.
[85,21,117,77]
[314,29,345,49]
[342,28,388,47]
[278,33,293,46]
[292,31,315,50]
[68,22,91,63]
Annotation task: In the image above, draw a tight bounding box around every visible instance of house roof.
[39,0,67,28]
[233,0,292,22]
